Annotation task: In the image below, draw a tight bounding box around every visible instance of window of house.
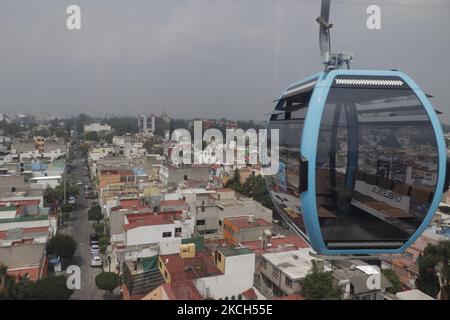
[175,227,182,234]
[272,267,280,279]
[162,232,172,238]
[197,219,205,226]
[218,220,222,226]
[285,277,293,288]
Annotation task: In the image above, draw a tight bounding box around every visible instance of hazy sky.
[0,0,449,122]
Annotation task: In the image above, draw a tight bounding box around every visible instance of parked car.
[90,254,102,267]
[90,233,99,245]
[77,180,83,186]
[90,244,100,255]
[68,196,76,205]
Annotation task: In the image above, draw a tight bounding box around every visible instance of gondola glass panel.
[266,91,311,238]
[316,87,438,249]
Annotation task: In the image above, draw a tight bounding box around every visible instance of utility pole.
[63,172,67,204]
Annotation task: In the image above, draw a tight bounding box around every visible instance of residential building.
[333,260,392,300]
[0,242,48,281]
[142,280,203,300]
[84,123,112,133]
[223,216,272,245]
[98,169,135,189]
[396,289,434,300]
[158,245,256,299]
[259,248,326,299]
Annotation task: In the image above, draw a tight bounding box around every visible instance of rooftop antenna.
[316,0,353,71]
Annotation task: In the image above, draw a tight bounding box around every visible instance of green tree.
[381,269,401,294]
[300,260,342,300]
[95,272,120,299]
[0,264,7,292]
[0,274,34,300]
[104,116,139,134]
[225,173,275,212]
[79,143,90,156]
[231,168,240,184]
[94,223,105,236]
[99,235,109,255]
[143,136,163,154]
[32,275,73,300]
[46,234,77,261]
[76,113,92,133]
[84,131,100,142]
[43,182,79,207]
[416,240,450,299]
[60,203,74,213]
[88,205,103,223]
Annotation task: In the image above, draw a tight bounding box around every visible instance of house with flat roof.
[333,260,392,300]
[259,248,327,299]
[142,280,204,300]
[109,209,195,279]
[156,244,256,300]
[223,215,272,245]
[396,289,434,300]
[194,198,272,235]
[0,242,48,281]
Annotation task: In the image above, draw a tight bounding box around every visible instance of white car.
[68,196,76,205]
[90,254,102,267]
[90,244,100,255]
[77,181,83,186]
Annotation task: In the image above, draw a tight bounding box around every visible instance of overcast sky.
[0,0,449,122]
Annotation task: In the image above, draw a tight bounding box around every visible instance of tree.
[0,265,33,300]
[0,273,34,300]
[104,116,139,134]
[300,260,342,300]
[0,263,7,291]
[416,240,450,299]
[94,223,105,236]
[46,234,77,261]
[79,143,90,156]
[231,168,240,184]
[416,253,441,298]
[143,136,163,155]
[99,235,109,255]
[225,173,275,212]
[43,182,79,207]
[32,275,73,300]
[88,205,103,223]
[381,269,401,294]
[95,272,120,299]
[60,203,74,213]
[84,131,100,142]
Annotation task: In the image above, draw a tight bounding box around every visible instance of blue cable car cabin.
[265,70,447,255]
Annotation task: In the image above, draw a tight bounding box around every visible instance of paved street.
[61,156,105,300]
